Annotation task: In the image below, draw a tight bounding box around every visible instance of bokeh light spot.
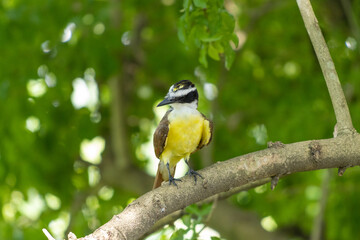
[48,212,70,239]
[80,136,105,164]
[260,216,278,232]
[27,79,47,97]
[249,124,268,145]
[62,22,76,43]
[345,37,357,50]
[82,14,94,25]
[121,31,131,46]
[88,166,101,187]
[45,193,61,210]
[41,40,51,53]
[45,72,57,87]
[98,186,114,201]
[26,116,41,132]
[203,83,218,101]
[37,65,48,77]
[93,23,105,35]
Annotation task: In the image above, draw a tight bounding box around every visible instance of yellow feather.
[160,113,204,173]
[200,119,212,147]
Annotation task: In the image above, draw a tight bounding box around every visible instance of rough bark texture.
[68,134,360,240]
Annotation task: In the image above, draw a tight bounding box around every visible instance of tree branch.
[68,133,360,240]
[145,177,271,237]
[296,0,355,135]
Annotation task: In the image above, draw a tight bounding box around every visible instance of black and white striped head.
[157,80,198,108]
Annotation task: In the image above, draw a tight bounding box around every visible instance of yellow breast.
[160,112,204,167]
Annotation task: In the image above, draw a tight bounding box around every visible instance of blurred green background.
[1,0,360,239]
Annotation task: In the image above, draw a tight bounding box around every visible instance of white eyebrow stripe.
[169,87,196,98]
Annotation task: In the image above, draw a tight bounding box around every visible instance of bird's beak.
[157,95,174,107]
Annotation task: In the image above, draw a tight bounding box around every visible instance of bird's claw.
[168,175,182,187]
[186,168,204,184]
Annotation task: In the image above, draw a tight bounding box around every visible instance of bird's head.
[157,80,198,109]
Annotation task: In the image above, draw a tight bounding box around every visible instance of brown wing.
[153,109,172,158]
[194,114,213,153]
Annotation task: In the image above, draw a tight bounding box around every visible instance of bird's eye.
[173,84,184,92]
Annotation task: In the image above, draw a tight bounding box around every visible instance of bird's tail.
[152,162,176,189]
[153,166,163,189]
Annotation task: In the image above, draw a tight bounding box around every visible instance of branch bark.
[296,0,355,135]
[145,177,272,237]
[68,133,360,240]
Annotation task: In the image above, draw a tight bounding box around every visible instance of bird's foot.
[168,175,182,187]
[186,168,204,184]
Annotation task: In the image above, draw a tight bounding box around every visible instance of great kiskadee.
[153,80,213,189]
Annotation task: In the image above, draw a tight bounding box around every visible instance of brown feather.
[153,109,172,158]
[153,110,171,189]
[153,166,163,189]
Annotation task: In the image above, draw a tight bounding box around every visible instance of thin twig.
[42,229,56,240]
[296,0,355,135]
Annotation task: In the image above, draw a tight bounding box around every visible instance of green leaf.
[185,204,213,217]
[178,15,187,43]
[224,42,235,70]
[193,0,207,8]
[231,32,239,48]
[221,10,235,33]
[193,25,209,44]
[182,215,191,227]
[170,229,187,240]
[198,203,213,217]
[160,234,170,240]
[211,237,221,240]
[199,44,208,68]
[213,41,224,53]
[183,0,191,10]
[200,35,222,42]
[186,204,201,215]
[208,43,220,61]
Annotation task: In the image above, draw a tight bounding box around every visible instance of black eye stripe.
[177,89,198,103]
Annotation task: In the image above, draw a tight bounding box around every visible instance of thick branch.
[146,178,271,236]
[296,0,355,134]
[69,133,360,240]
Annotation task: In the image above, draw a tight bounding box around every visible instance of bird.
[153,80,213,189]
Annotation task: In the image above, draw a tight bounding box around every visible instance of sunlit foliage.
[0,0,360,239]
